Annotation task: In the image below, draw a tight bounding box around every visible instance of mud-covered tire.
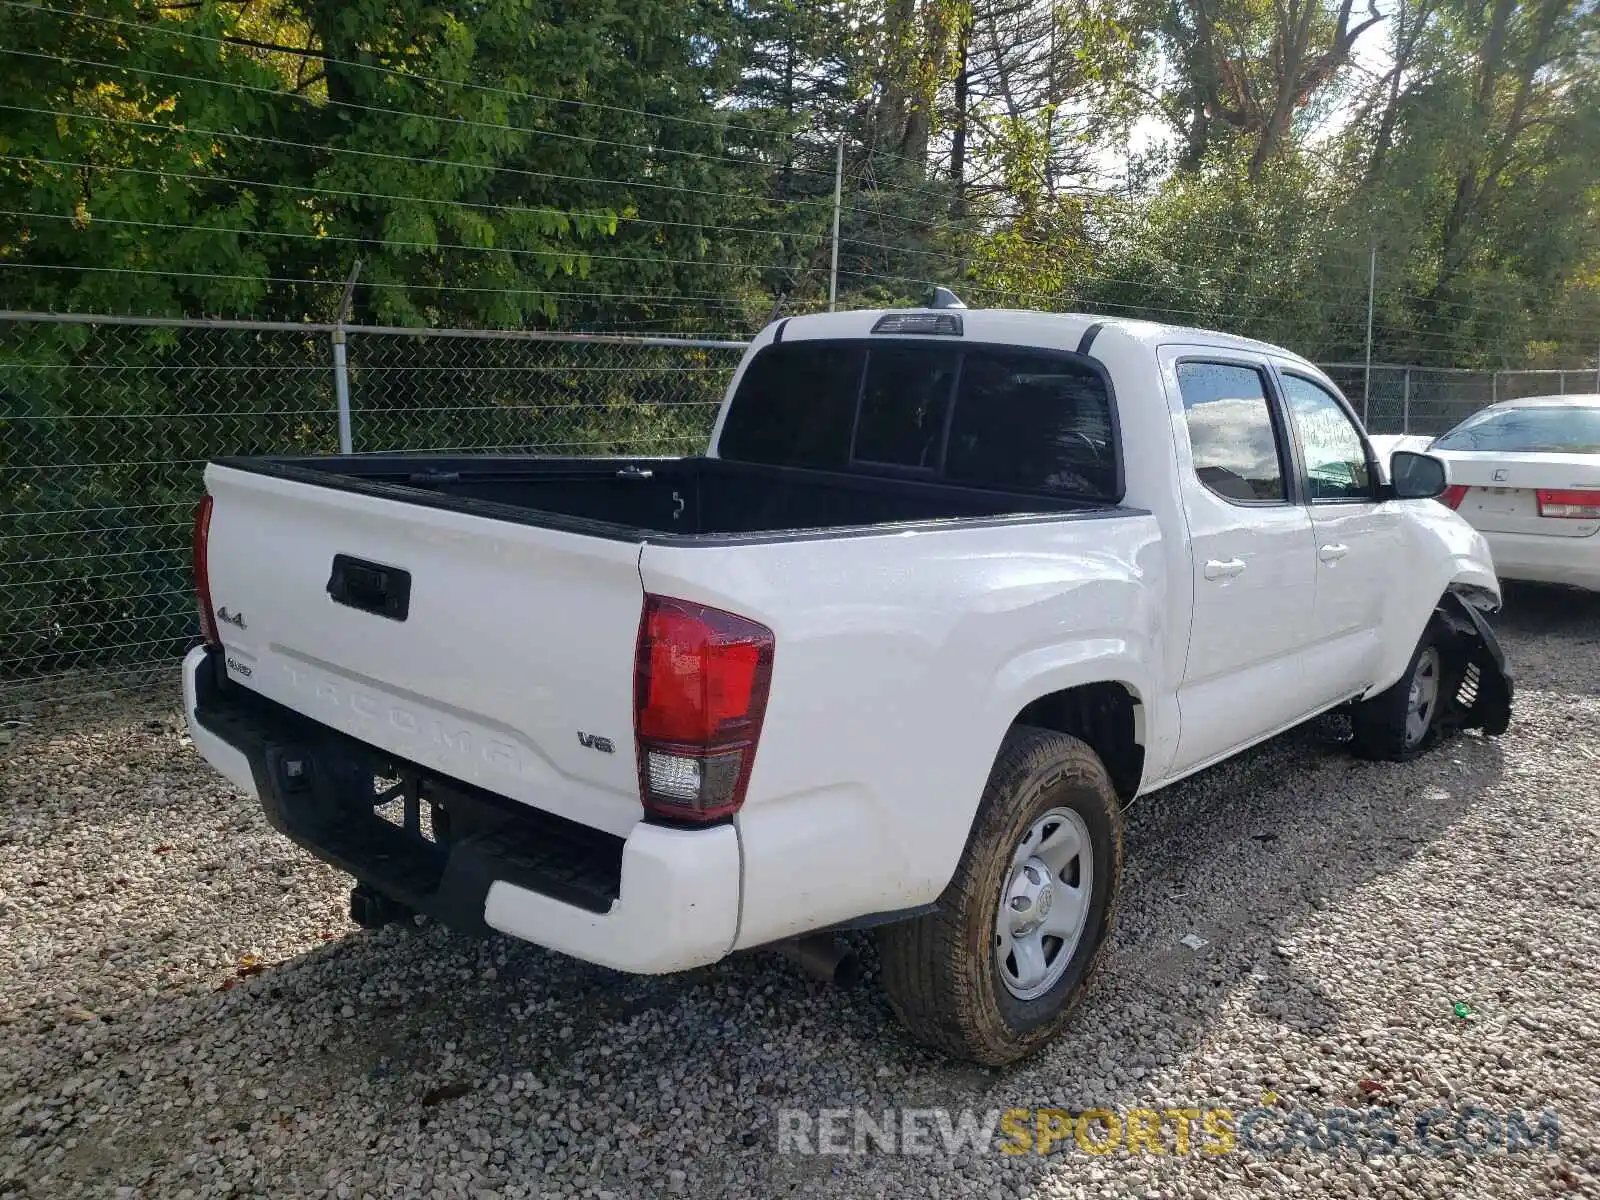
[877,727,1123,1065]
[1349,618,1451,762]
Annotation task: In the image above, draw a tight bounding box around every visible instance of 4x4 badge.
[215,607,247,630]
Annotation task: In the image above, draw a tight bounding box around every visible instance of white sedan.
[1375,396,1600,590]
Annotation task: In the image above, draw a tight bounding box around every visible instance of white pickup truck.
[183,305,1512,1064]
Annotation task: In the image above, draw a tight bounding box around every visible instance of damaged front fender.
[1437,591,1513,737]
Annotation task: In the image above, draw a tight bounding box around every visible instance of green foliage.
[2,0,1593,361]
[2,0,1599,685]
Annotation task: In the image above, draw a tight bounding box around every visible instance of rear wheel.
[877,727,1122,1065]
[1349,620,1450,761]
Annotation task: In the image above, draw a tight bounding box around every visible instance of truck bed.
[215,455,1109,541]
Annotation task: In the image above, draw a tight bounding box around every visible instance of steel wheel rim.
[994,807,1094,1001]
[1405,646,1442,746]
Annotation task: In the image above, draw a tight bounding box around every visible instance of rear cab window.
[1175,362,1288,503]
[717,339,1120,501]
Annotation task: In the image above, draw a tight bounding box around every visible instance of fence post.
[1491,370,1499,406]
[1402,368,1411,433]
[332,332,353,454]
[332,261,362,454]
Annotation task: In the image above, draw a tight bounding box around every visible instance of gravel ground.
[2,583,1598,1200]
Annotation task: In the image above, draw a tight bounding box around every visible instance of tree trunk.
[1364,0,1431,186]
[1435,0,1520,286]
[950,16,971,214]
[876,0,919,151]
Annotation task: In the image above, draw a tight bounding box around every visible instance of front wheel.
[877,727,1122,1065]
[1349,620,1450,761]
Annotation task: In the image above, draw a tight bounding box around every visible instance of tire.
[1349,618,1450,762]
[877,727,1123,1065]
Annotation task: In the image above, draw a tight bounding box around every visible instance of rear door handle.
[1318,543,1349,563]
[1203,557,1247,581]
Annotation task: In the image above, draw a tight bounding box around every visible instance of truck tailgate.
[202,463,646,837]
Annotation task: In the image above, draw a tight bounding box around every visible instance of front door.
[1275,367,1402,705]
[1163,353,1321,775]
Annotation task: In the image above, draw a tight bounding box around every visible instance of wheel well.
[1013,682,1144,801]
[1447,581,1501,614]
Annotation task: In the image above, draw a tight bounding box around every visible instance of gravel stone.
[2,584,1597,1198]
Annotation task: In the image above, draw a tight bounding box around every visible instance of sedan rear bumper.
[1484,529,1600,590]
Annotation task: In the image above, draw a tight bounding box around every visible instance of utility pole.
[1362,244,1376,424]
[828,133,844,312]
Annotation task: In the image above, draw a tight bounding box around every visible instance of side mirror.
[1390,450,1449,500]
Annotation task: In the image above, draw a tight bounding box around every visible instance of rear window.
[715,341,864,470]
[718,339,1118,499]
[945,348,1116,496]
[852,343,959,469]
[1433,405,1600,454]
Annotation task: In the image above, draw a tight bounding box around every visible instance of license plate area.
[372,769,447,845]
[1467,487,1526,515]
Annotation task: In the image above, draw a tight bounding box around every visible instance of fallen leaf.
[216,978,237,992]
[153,845,172,854]
[1357,1079,1384,1096]
[421,1082,471,1107]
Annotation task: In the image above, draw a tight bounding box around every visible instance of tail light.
[1537,488,1600,519]
[1438,485,1470,510]
[634,595,774,823]
[193,495,220,646]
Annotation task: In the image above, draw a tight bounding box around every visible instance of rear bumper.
[1484,529,1600,590]
[182,646,740,974]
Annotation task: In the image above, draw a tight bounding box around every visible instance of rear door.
[1275,368,1404,704]
[203,463,648,837]
[1163,352,1320,774]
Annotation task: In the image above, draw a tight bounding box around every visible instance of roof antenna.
[926,286,967,310]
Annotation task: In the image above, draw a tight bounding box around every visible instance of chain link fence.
[0,312,742,708]
[342,328,737,457]
[1325,363,1600,435]
[2,310,1594,708]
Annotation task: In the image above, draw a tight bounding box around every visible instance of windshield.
[1432,405,1600,454]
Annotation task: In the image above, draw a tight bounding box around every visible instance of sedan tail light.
[1536,488,1600,519]
[1438,485,1470,510]
[634,595,774,823]
[193,495,220,646]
